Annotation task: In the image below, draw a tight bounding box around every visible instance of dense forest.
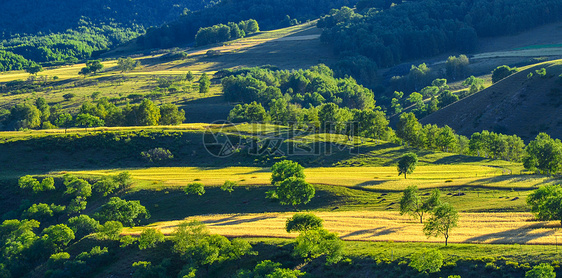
[320,0,562,71]
[137,0,360,49]
[0,0,215,69]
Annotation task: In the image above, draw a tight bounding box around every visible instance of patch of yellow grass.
[125,211,562,245]
[72,165,515,191]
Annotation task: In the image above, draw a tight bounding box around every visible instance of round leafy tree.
[276,177,315,208]
[397,152,418,179]
[271,160,305,185]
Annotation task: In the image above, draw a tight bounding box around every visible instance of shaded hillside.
[420,60,562,142]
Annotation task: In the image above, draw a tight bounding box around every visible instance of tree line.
[138,0,360,49]
[3,97,185,131]
[195,19,259,46]
[0,0,215,69]
[319,0,562,71]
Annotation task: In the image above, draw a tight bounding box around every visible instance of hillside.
[420,60,562,141]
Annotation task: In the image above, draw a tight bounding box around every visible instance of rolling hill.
[420,60,562,142]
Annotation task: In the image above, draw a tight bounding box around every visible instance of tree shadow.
[203,215,271,226]
[433,155,487,164]
[354,180,387,187]
[341,226,403,239]
[464,223,558,244]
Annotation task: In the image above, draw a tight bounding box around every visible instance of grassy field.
[0,22,330,120]
[73,165,522,190]
[125,211,562,245]
[64,165,562,246]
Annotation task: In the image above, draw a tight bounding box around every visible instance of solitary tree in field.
[221,180,237,194]
[26,63,43,76]
[185,71,194,82]
[423,203,458,246]
[199,73,210,95]
[270,160,305,185]
[397,152,418,179]
[527,184,562,225]
[117,57,140,72]
[285,213,323,232]
[276,177,315,208]
[184,182,205,196]
[400,186,441,223]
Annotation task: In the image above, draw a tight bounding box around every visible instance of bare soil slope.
[420,60,562,141]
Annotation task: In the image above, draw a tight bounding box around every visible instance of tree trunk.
[404,173,407,179]
[445,235,448,246]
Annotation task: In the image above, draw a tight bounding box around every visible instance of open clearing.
[126,211,562,245]
[73,165,514,190]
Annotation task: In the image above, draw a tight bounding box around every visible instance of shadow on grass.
[433,155,487,164]
[464,174,562,188]
[465,223,557,244]
[125,186,348,223]
[341,226,404,239]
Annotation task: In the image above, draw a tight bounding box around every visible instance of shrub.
[141,148,173,162]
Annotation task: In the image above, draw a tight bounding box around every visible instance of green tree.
[244,101,268,122]
[93,176,119,196]
[292,228,343,265]
[396,112,423,147]
[525,263,556,278]
[276,177,315,208]
[185,71,195,82]
[117,57,139,72]
[86,60,104,74]
[221,180,237,194]
[171,220,254,267]
[184,182,205,196]
[159,103,185,125]
[54,113,73,133]
[409,248,444,273]
[67,215,100,239]
[62,93,76,101]
[26,63,43,75]
[137,99,160,126]
[138,228,165,250]
[397,152,418,179]
[286,213,324,232]
[10,103,41,129]
[41,224,75,252]
[97,221,123,240]
[423,203,459,246]
[63,174,92,198]
[492,65,518,83]
[523,133,562,175]
[527,184,562,225]
[199,73,210,95]
[76,113,104,130]
[445,55,469,80]
[271,160,305,185]
[400,186,441,223]
[94,197,150,227]
[18,175,40,191]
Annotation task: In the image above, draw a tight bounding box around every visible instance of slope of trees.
[319,0,562,70]
[138,0,360,49]
[0,0,214,69]
[3,97,185,130]
[195,19,259,46]
[222,65,376,110]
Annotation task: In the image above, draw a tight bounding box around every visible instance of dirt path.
[126,211,562,245]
